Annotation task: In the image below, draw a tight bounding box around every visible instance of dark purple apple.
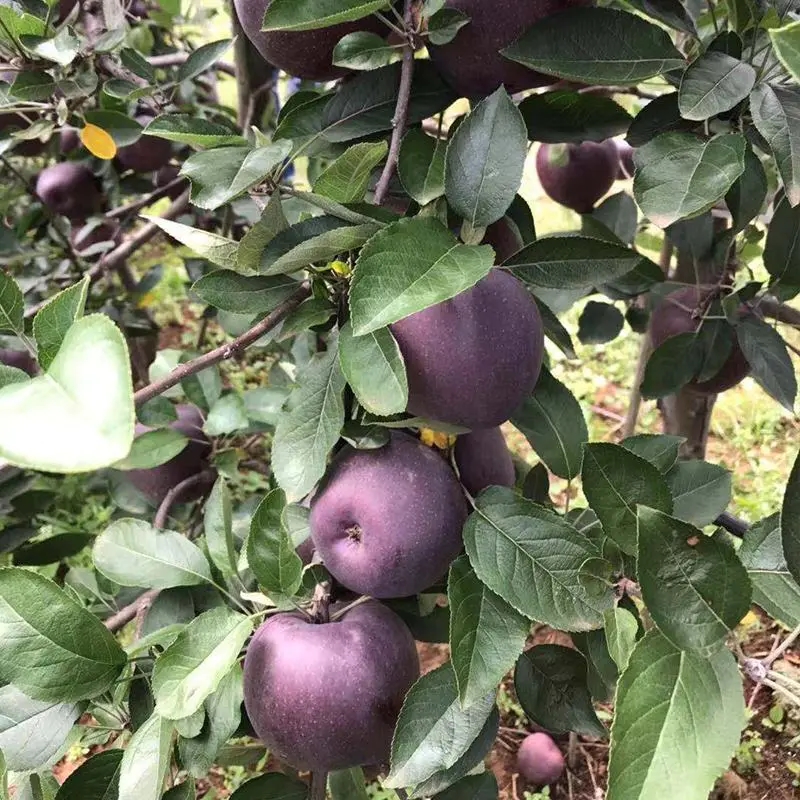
[310,431,467,598]
[127,0,148,18]
[59,128,80,154]
[0,112,46,157]
[517,732,565,786]
[70,220,122,258]
[428,0,590,99]
[483,217,523,263]
[116,116,173,174]
[390,270,544,429]
[153,165,187,199]
[233,0,388,81]
[536,141,619,214]
[59,0,78,21]
[650,286,751,395]
[0,348,37,376]
[454,427,515,496]
[243,600,419,771]
[126,404,214,504]
[36,163,103,221]
[616,140,635,180]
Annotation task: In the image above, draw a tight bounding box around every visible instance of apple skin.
[36,163,103,222]
[0,348,37,376]
[233,0,387,81]
[536,141,619,214]
[454,427,515,496]
[650,286,751,395]
[428,0,590,99]
[60,128,80,154]
[126,404,214,504]
[116,115,173,174]
[243,600,420,771]
[310,431,467,598]
[517,732,565,786]
[390,270,544,429]
[483,217,523,263]
[59,0,78,20]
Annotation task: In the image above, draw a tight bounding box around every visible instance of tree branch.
[373,0,415,206]
[133,283,312,407]
[147,52,236,76]
[759,296,800,329]
[105,177,187,221]
[154,469,216,529]
[104,589,159,632]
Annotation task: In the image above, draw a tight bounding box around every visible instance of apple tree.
[0,0,800,799]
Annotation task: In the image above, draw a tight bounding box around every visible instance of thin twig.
[147,52,236,76]
[766,623,800,667]
[104,589,159,631]
[133,283,311,407]
[154,470,215,529]
[105,178,187,221]
[373,0,415,206]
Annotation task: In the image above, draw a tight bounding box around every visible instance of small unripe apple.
[243,600,420,771]
[517,732,565,786]
[36,163,103,222]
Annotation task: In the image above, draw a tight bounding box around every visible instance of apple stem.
[311,582,332,624]
[310,771,327,800]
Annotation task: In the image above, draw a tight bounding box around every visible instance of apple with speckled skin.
[243,600,419,771]
[310,431,467,598]
[455,427,515,496]
[390,270,544,429]
[517,732,565,786]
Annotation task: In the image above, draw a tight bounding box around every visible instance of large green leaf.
[94,519,212,589]
[678,52,756,121]
[637,508,751,655]
[262,0,390,30]
[144,116,244,148]
[0,315,134,473]
[350,217,494,335]
[664,460,731,526]
[510,369,587,480]
[338,321,407,416]
[607,630,745,800]
[514,644,606,737]
[385,663,496,789]
[32,276,88,371]
[314,142,388,203]
[736,316,797,411]
[750,84,800,206]
[118,713,173,800]
[271,341,346,501]
[771,21,800,83]
[145,218,238,272]
[448,555,529,708]
[463,487,614,631]
[633,132,746,227]
[398,128,446,206]
[725,147,768,234]
[0,568,126,702]
[192,271,299,314]
[582,442,673,556]
[0,685,81,772]
[152,607,252,720]
[54,750,123,800]
[506,237,652,290]
[444,87,527,228]
[603,607,638,673]
[621,434,683,473]
[237,192,288,274]
[204,478,237,579]
[502,8,684,85]
[783,451,800,585]
[764,196,800,286]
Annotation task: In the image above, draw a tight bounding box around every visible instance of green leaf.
[514,644,606,738]
[603,607,638,673]
[678,52,756,121]
[749,84,800,206]
[764,195,800,285]
[204,478,236,579]
[640,330,704,398]
[578,301,624,344]
[502,8,684,85]
[228,774,308,800]
[385,663,495,789]
[262,0,390,30]
[427,7,471,44]
[607,630,745,800]
[54,750,123,800]
[510,368,587,480]
[350,217,494,335]
[665,460,731,526]
[204,394,248,436]
[192,271,299,314]
[246,488,303,604]
[519,90,632,143]
[32,276,89,371]
[162,780,195,800]
[463,487,613,631]
[113,429,187,471]
[620,433,683,473]
[582,442,673,556]
[237,192,288,274]
[21,28,80,66]
[398,128,446,206]
[178,665,243,778]
[329,769,369,800]
[444,87,528,228]
[272,342,346,501]
[177,39,232,83]
[280,298,337,340]
[0,685,81,772]
[0,273,24,335]
[424,774,498,800]
[13,534,93,566]
[627,92,694,148]
[633,132,746,227]
[0,568,126,702]
[726,147,767,234]
[144,217,238,271]
[152,607,252,720]
[338,321,408,416]
[181,143,292,210]
[118,713,172,800]
[83,111,143,146]
[332,31,399,71]
[448,555,529,709]
[0,315,134,473]
[144,116,245,147]
[506,237,652,290]
[637,507,751,655]
[770,21,800,84]
[94,519,212,589]
[783,452,800,586]
[314,142,388,203]
[736,316,797,411]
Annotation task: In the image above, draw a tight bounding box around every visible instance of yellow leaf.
[80,123,117,160]
[330,260,351,277]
